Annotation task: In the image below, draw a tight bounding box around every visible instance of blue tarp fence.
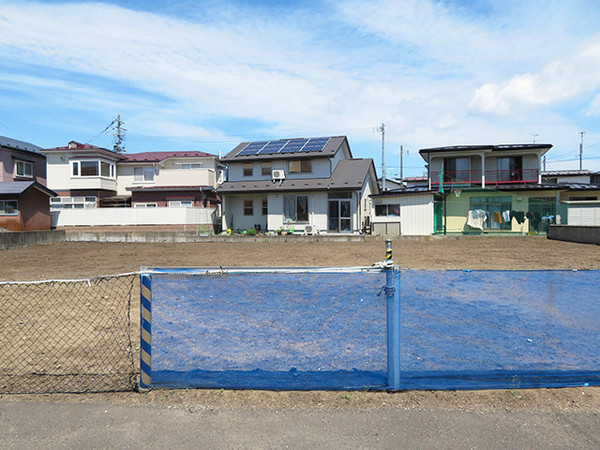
[140,267,600,391]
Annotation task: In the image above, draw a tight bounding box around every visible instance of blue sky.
[1,0,599,177]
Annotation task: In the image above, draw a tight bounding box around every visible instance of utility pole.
[400,145,404,188]
[543,155,546,172]
[113,115,127,154]
[579,131,585,170]
[374,123,385,191]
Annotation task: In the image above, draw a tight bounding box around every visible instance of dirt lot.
[1,236,599,413]
[1,235,600,281]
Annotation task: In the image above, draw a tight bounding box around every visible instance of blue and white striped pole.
[139,273,152,391]
[385,239,401,390]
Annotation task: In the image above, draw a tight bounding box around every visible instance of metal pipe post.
[385,240,401,390]
[139,273,152,391]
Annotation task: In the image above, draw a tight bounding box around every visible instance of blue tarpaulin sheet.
[147,268,600,390]
[150,270,387,390]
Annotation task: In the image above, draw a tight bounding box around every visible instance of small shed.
[0,181,57,231]
[370,187,435,236]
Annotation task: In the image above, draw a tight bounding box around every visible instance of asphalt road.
[1,400,599,449]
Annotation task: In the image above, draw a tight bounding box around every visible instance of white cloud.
[469,34,600,115]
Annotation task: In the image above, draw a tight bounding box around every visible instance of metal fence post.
[139,273,152,391]
[385,239,401,390]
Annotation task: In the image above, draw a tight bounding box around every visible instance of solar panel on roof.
[258,141,286,155]
[237,141,268,156]
[279,139,308,153]
[301,137,330,152]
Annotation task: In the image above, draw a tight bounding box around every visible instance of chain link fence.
[0,274,137,394]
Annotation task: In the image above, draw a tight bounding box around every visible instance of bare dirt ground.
[1,236,599,414]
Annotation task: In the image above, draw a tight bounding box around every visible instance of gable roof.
[121,151,216,163]
[221,136,350,162]
[0,136,41,154]
[0,181,57,197]
[217,158,376,194]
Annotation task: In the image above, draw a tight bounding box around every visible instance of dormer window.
[15,160,33,178]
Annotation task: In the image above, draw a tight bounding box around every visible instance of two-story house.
[42,141,123,209]
[42,142,222,230]
[0,136,57,231]
[217,136,379,233]
[371,143,600,236]
[117,151,220,208]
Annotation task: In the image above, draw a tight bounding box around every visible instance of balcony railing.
[430,169,539,187]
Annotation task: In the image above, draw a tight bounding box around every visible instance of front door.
[328,199,352,232]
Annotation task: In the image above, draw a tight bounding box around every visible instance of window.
[100,161,110,177]
[182,163,202,170]
[498,156,523,182]
[15,160,33,178]
[134,203,158,208]
[284,195,309,222]
[569,196,597,201]
[289,160,312,174]
[375,204,400,216]
[72,160,115,178]
[81,160,99,176]
[443,157,469,182]
[243,199,253,215]
[50,196,97,209]
[261,162,271,176]
[243,163,253,177]
[262,199,268,215]
[168,200,193,207]
[0,200,18,215]
[134,166,155,182]
[470,196,512,229]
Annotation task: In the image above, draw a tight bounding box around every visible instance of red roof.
[43,141,111,152]
[121,151,216,162]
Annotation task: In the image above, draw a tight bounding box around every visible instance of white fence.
[567,203,600,226]
[51,207,217,227]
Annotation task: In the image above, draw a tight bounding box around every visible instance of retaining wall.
[0,230,66,250]
[548,225,600,245]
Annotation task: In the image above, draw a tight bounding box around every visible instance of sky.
[1,0,599,177]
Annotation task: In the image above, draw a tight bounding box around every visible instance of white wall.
[223,192,332,233]
[51,207,217,227]
[372,193,434,236]
[567,204,600,225]
[117,160,216,195]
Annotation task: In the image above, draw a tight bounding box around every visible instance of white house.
[41,142,222,230]
[217,136,379,233]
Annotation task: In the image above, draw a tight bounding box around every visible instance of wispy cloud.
[0,0,598,171]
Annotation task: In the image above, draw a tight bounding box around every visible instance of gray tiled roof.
[0,136,41,153]
[0,181,57,197]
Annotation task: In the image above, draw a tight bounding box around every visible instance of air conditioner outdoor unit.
[272,169,285,180]
[304,225,313,234]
